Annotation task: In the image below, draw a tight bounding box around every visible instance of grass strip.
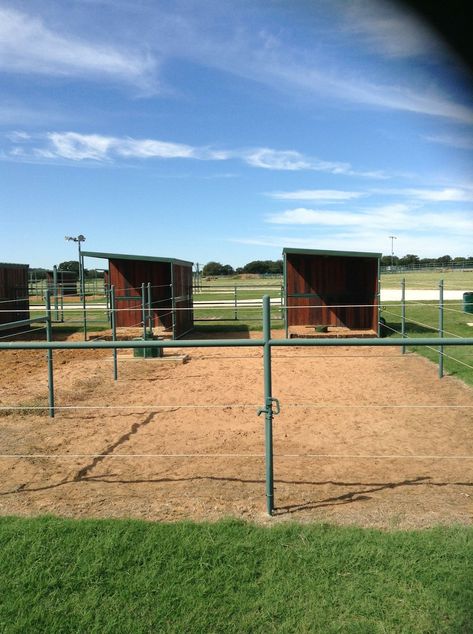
[0,517,472,633]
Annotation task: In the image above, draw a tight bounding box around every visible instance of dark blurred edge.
[400,0,473,75]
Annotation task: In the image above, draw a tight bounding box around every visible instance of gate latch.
[257,397,280,417]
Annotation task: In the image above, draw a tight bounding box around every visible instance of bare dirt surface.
[0,329,472,529]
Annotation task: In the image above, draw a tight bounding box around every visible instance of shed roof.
[82,251,193,267]
[282,247,381,259]
[0,262,29,269]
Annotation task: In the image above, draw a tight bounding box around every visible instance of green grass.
[0,517,472,633]
[383,300,473,386]
[381,270,473,289]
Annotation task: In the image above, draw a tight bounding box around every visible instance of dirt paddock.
[0,329,472,529]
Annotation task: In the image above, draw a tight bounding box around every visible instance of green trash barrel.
[463,292,473,314]
[133,335,164,358]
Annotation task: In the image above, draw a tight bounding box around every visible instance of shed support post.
[258,295,278,516]
[439,280,444,378]
[45,290,55,418]
[53,265,59,322]
[171,265,176,340]
[147,282,153,336]
[283,254,288,339]
[401,278,406,354]
[111,285,118,381]
[141,283,147,358]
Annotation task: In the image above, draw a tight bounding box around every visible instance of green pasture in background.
[383,300,473,387]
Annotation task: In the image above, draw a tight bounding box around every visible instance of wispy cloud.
[5,130,386,178]
[268,189,364,201]
[0,7,157,90]
[265,204,473,233]
[371,186,473,203]
[423,133,473,150]
[144,5,473,125]
[231,231,473,258]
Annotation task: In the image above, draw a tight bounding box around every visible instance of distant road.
[380,290,466,301]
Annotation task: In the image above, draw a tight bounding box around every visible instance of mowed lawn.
[1,517,472,633]
[383,300,473,387]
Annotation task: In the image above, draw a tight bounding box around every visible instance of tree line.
[202,260,283,276]
[202,255,473,276]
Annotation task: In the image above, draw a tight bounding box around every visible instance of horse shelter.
[0,262,30,333]
[283,248,381,338]
[82,251,194,339]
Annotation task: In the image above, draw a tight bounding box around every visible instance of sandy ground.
[0,329,472,529]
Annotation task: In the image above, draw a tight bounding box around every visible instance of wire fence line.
[1,453,473,460]
[0,292,472,515]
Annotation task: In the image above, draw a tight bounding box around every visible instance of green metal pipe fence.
[1,295,473,515]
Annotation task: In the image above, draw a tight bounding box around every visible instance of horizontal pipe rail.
[0,337,472,351]
[0,316,47,332]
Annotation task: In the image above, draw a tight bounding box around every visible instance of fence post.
[258,295,277,516]
[401,278,406,354]
[439,279,444,378]
[45,290,55,418]
[111,285,118,381]
[234,285,237,321]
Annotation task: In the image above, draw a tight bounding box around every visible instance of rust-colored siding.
[109,258,193,337]
[172,263,193,337]
[0,264,30,331]
[286,253,378,330]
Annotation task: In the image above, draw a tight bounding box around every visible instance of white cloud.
[0,7,156,89]
[265,204,473,233]
[5,131,385,178]
[268,189,364,201]
[244,148,313,171]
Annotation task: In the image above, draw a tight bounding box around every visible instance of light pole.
[389,235,397,268]
[65,234,86,298]
[65,234,87,340]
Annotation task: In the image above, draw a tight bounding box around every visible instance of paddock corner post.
[258,294,277,516]
[45,290,55,418]
[439,279,444,378]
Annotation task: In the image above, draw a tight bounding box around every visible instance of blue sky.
[1,0,473,269]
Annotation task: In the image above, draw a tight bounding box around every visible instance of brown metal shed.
[0,263,30,332]
[46,270,78,296]
[283,248,381,337]
[82,251,194,338]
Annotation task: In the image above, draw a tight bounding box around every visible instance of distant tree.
[58,260,80,273]
[381,255,399,267]
[202,262,234,276]
[221,264,235,276]
[398,254,420,266]
[30,267,48,280]
[436,255,452,265]
[242,260,282,274]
